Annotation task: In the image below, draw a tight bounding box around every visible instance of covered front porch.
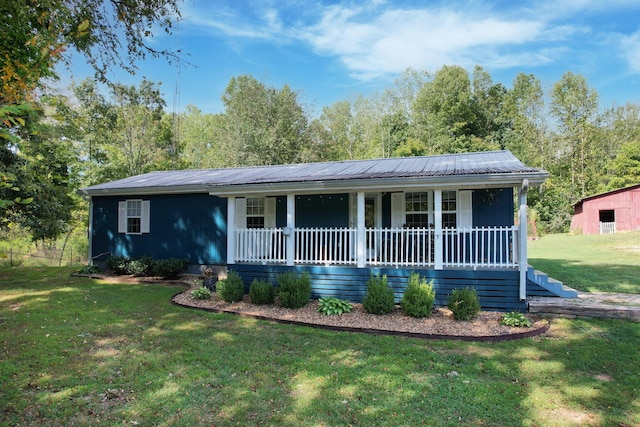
[225,184,531,300]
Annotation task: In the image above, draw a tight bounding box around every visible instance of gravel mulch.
[172,281,550,342]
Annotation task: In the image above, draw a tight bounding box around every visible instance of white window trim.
[235,196,276,229]
[391,190,472,229]
[118,199,150,234]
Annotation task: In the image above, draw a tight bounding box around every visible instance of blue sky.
[62,0,640,115]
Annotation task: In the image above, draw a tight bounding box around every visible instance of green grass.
[1,267,639,426]
[528,231,640,294]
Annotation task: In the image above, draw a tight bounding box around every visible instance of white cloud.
[299,5,546,80]
[620,30,640,73]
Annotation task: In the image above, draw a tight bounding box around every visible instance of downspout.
[518,179,529,301]
[87,196,93,265]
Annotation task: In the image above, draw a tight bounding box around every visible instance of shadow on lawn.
[529,257,640,294]
[2,268,639,425]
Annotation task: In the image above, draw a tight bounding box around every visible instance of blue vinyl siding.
[295,194,349,227]
[231,264,526,312]
[472,188,514,227]
[92,193,227,264]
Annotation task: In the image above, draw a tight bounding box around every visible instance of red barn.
[570,184,640,234]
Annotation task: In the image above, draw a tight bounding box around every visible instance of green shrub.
[78,265,102,275]
[105,255,131,275]
[249,279,275,305]
[277,271,311,309]
[153,258,188,279]
[447,287,481,320]
[363,274,395,315]
[217,270,245,302]
[190,286,212,300]
[317,297,353,315]
[401,272,435,318]
[501,311,532,327]
[129,256,156,277]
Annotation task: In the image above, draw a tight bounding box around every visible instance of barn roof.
[572,183,640,207]
[80,150,548,197]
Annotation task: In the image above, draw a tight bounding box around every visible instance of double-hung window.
[405,192,431,228]
[118,200,150,234]
[442,191,457,228]
[246,197,265,229]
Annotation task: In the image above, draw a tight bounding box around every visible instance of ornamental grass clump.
[447,287,481,320]
[277,271,311,309]
[363,274,395,315]
[317,297,353,315]
[401,272,435,318]
[249,279,275,305]
[190,286,211,300]
[217,270,245,302]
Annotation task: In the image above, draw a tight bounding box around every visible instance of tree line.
[1,2,639,244]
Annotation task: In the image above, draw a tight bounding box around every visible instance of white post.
[518,179,529,300]
[227,196,236,264]
[434,189,443,270]
[356,191,365,268]
[286,194,295,266]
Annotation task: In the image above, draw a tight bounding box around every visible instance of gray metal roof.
[80,150,548,196]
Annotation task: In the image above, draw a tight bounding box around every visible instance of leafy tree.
[179,105,229,169]
[606,140,640,190]
[550,72,601,200]
[221,75,310,166]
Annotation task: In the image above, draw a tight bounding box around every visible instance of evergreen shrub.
[277,271,311,309]
[447,287,481,320]
[105,255,131,275]
[363,274,395,315]
[153,258,188,279]
[217,270,245,302]
[401,272,435,318]
[129,256,156,277]
[249,279,275,305]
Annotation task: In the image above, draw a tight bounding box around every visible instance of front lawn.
[528,231,640,293]
[1,267,638,426]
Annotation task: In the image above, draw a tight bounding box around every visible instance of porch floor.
[528,292,640,321]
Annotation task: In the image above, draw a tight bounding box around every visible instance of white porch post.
[356,191,365,268]
[227,196,236,265]
[518,179,529,300]
[434,189,443,270]
[286,194,295,266]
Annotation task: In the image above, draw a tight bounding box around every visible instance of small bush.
[191,286,211,300]
[217,270,245,302]
[401,272,435,318]
[249,279,275,305]
[78,265,101,275]
[105,255,131,275]
[317,297,353,315]
[447,287,481,320]
[363,274,395,315]
[153,258,188,279]
[501,312,532,327]
[129,256,156,277]
[277,271,311,309]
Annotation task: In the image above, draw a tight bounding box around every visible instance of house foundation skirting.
[230,264,527,312]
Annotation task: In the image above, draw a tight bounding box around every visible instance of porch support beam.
[434,189,443,270]
[518,179,529,300]
[286,194,295,266]
[227,196,236,264]
[356,191,365,268]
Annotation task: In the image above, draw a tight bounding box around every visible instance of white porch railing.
[442,226,518,268]
[235,228,286,264]
[234,226,518,268]
[295,227,356,265]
